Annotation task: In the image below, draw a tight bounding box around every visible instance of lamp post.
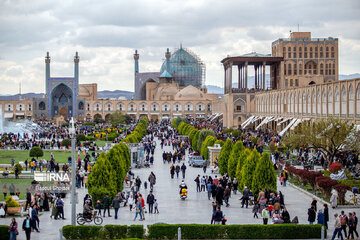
[69,117,76,225]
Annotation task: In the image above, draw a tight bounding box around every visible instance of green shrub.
[147,224,322,239]
[62,225,102,239]
[5,195,20,207]
[0,225,10,240]
[86,136,96,141]
[29,146,44,159]
[61,139,72,148]
[76,134,86,141]
[14,163,23,175]
[127,225,145,238]
[103,225,128,239]
[83,121,95,126]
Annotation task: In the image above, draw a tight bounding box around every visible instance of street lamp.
[69,117,76,225]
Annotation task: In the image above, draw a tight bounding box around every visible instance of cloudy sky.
[0,0,359,94]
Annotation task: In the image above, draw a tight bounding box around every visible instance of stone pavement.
[1,138,358,239]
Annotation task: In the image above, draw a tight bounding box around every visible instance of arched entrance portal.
[51,83,73,119]
[140,79,156,100]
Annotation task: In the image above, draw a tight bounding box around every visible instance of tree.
[214,139,224,147]
[235,148,251,187]
[218,139,233,175]
[284,118,360,169]
[200,136,217,160]
[227,141,244,179]
[239,149,260,190]
[106,146,126,192]
[197,130,215,152]
[189,129,198,143]
[87,153,117,206]
[252,152,277,197]
[29,147,43,159]
[61,139,71,148]
[192,131,200,152]
[76,134,86,141]
[109,111,127,127]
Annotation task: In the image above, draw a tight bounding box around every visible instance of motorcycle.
[180,188,187,200]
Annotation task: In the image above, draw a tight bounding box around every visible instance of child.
[96,200,102,216]
[154,199,159,214]
[252,201,259,218]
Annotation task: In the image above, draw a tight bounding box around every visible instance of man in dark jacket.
[112,195,121,219]
[147,191,155,214]
[181,163,187,179]
[103,193,111,217]
[308,205,316,224]
[242,186,250,208]
[213,207,223,224]
[194,175,201,192]
[22,214,33,240]
[216,184,224,205]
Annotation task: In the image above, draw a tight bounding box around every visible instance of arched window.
[341,86,347,116]
[334,87,339,115]
[322,89,327,116]
[349,85,354,116]
[78,102,84,110]
[312,90,316,115]
[299,47,302,58]
[39,102,45,111]
[317,90,321,116]
[326,47,329,58]
[328,88,333,115]
[288,64,292,75]
[320,63,324,75]
[331,47,335,58]
[307,91,311,115]
[320,46,323,58]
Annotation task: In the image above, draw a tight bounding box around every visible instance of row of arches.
[89,102,211,113]
[256,83,360,117]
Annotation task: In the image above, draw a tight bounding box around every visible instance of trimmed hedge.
[0,225,10,240]
[62,225,144,240]
[147,224,323,239]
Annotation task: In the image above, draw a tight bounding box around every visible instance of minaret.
[45,52,50,96]
[74,52,80,96]
[134,50,139,99]
[165,48,171,72]
[73,52,80,118]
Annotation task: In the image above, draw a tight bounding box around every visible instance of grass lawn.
[0,178,36,201]
[94,140,111,147]
[0,150,73,164]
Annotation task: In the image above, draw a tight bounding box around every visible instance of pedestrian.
[3,183,7,199]
[330,190,338,209]
[339,210,348,238]
[9,218,18,240]
[194,175,201,192]
[147,191,155,214]
[55,196,65,220]
[206,181,212,200]
[232,178,238,194]
[134,197,143,221]
[201,176,206,192]
[154,199,159,214]
[31,205,40,232]
[311,198,318,212]
[203,164,207,173]
[135,176,142,192]
[22,214,33,240]
[96,200,102,216]
[281,208,291,223]
[281,169,288,187]
[170,164,175,179]
[112,194,121,219]
[353,212,359,239]
[324,204,329,229]
[348,212,356,240]
[252,201,259,218]
[262,206,269,225]
[181,163,186,178]
[308,205,316,224]
[331,213,344,240]
[175,165,180,178]
[317,209,325,227]
[224,185,231,207]
[213,207,223,224]
[103,193,111,217]
[127,194,134,211]
[241,186,250,208]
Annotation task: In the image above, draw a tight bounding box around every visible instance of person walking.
[323,204,329,229]
[330,190,338,209]
[175,165,180,178]
[213,207,223,224]
[22,214,33,240]
[353,212,359,239]
[232,178,238,194]
[55,196,65,220]
[170,164,175,179]
[308,205,316,224]
[203,164,207,174]
[241,186,250,208]
[206,181,212,200]
[9,218,18,240]
[133,197,143,221]
[103,193,111,217]
[262,206,269,225]
[31,205,40,232]
[112,195,121,219]
[194,175,201,192]
[181,163,186,179]
[331,213,344,240]
[281,169,288,187]
[339,210,348,238]
[127,194,134,211]
[224,185,231,207]
[135,176,142,192]
[348,212,356,240]
[201,176,206,192]
[147,191,155,214]
[154,199,159,214]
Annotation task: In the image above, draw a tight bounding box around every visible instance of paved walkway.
[1,137,358,239]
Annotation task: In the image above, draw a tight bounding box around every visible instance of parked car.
[188,155,205,167]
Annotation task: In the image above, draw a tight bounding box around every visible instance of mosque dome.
[175,85,205,100]
[160,47,205,87]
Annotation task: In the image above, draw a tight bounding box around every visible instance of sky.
[0,0,359,95]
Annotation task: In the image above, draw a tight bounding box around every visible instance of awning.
[16,113,25,116]
[255,116,274,130]
[241,116,254,127]
[4,113,13,118]
[279,118,297,136]
[150,113,160,115]
[277,118,291,126]
[173,113,182,116]
[290,119,302,130]
[127,112,137,115]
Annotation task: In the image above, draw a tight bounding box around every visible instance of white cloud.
[0,0,359,94]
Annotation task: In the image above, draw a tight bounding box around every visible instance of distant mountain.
[97,90,133,100]
[339,73,360,80]
[0,93,43,100]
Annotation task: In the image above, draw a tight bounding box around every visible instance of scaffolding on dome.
[160,47,206,87]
